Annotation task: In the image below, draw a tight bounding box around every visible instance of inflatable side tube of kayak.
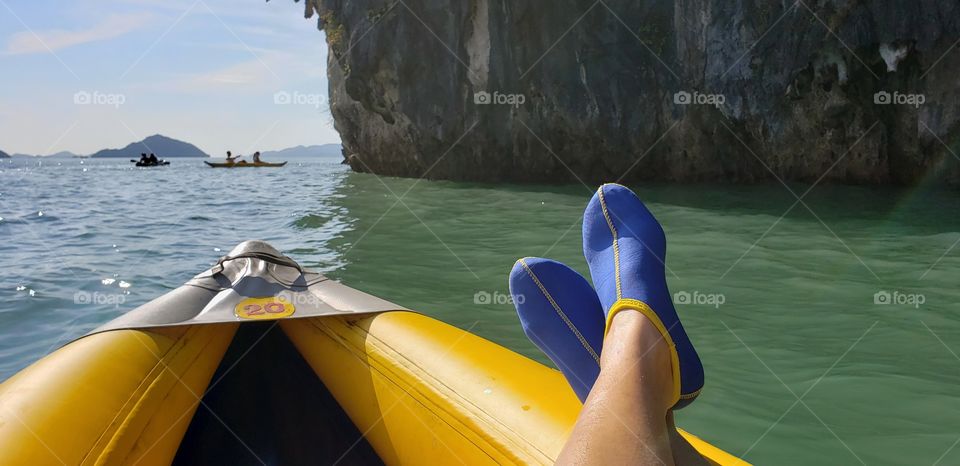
[281,312,746,466]
[0,324,237,466]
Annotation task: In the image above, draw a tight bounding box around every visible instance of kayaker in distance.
[252,151,262,163]
[148,153,159,164]
[225,151,241,166]
[511,183,707,465]
[138,153,148,165]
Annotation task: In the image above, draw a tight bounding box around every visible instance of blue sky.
[0,0,338,156]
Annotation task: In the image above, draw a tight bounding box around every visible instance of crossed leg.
[557,310,708,466]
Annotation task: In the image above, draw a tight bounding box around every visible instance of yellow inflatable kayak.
[0,241,747,465]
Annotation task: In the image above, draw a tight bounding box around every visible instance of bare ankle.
[600,309,674,406]
[604,309,670,361]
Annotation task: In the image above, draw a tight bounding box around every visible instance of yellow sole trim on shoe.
[604,298,681,407]
[517,258,601,366]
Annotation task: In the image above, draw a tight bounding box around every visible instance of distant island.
[47,151,83,158]
[10,150,82,158]
[0,149,9,159]
[91,134,209,158]
[259,144,341,158]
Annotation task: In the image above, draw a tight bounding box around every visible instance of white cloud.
[135,49,325,93]
[150,58,279,92]
[5,13,155,55]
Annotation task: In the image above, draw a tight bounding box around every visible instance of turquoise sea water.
[1,156,959,464]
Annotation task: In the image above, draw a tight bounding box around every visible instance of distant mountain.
[91,134,209,158]
[260,144,341,159]
[47,151,83,158]
[11,150,84,158]
[0,149,9,158]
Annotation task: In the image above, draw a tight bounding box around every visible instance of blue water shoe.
[509,257,605,402]
[582,183,704,409]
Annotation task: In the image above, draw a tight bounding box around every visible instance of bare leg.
[556,310,706,466]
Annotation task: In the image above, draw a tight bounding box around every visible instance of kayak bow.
[0,241,746,465]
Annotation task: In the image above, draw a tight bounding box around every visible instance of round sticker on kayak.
[235,296,295,320]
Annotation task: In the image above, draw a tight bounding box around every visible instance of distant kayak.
[204,161,287,168]
[134,161,169,167]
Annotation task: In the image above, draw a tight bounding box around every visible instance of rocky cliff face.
[298,0,960,185]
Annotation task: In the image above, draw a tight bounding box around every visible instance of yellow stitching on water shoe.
[679,387,702,399]
[518,259,601,366]
[597,186,622,300]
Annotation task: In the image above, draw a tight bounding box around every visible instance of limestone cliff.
[294,0,960,185]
